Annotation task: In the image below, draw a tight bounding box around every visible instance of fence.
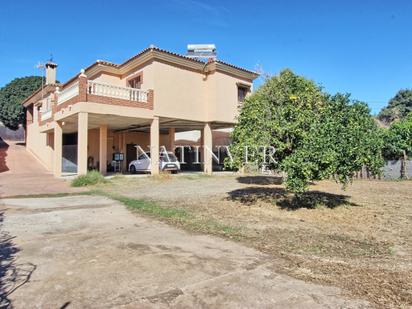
[354,160,412,180]
[0,123,24,141]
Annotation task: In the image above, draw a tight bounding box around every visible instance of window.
[41,96,53,113]
[127,73,142,89]
[138,152,150,160]
[237,85,250,102]
[26,105,33,124]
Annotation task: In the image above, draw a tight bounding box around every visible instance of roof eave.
[22,84,59,107]
[48,46,259,92]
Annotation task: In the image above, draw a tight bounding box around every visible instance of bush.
[71,171,107,187]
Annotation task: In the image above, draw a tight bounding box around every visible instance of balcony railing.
[88,81,149,103]
[54,74,153,115]
[57,82,79,105]
[40,110,52,121]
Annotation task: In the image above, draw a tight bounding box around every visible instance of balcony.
[56,76,153,111]
[88,81,149,102]
[57,82,79,105]
[40,110,52,121]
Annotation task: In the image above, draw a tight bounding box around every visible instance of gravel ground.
[98,175,412,308]
[0,195,368,308]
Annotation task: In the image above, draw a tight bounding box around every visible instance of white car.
[128,152,180,174]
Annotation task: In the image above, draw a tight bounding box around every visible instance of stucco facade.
[23,47,258,176]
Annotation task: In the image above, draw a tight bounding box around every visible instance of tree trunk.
[400,150,408,179]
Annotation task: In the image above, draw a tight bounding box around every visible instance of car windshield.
[138,152,177,162]
[160,152,178,162]
[138,152,150,160]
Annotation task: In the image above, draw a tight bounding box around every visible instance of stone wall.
[0,122,25,141]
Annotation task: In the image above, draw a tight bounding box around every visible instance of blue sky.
[1,0,411,114]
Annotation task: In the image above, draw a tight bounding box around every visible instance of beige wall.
[121,131,169,151]
[26,104,54,171]
[84,130,170,169]
[27,56,255,174]
[92,73,123,87]
[122,65,155,90]
[88,60,252,124]
[91,63,155,91]
[208,71,251,123]
[152,61,207,121]
[152,61,252,123]
[87,129,99,168]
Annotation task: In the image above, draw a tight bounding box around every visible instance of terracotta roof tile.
[50,46,259,91]
[102,46,257,75]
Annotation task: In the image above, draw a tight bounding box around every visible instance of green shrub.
[71,171,107,187]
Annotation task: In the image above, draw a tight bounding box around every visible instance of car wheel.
[130,165,136,174]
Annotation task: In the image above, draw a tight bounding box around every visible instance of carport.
[40,111,232,177]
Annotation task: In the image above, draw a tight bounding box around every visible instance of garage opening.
[62,133,77,173]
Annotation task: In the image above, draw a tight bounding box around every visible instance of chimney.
[45,61,57,85]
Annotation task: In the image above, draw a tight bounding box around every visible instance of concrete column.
[53,121,63,177]
[200,129,204,163]
[99,125,108,174]
[78,69,88,102]
[77,112,88,175]
[121,132,126,172]
[150,117,160,175]
[203,122,213,175]
[168,128,175,152]
[117,132,122,152]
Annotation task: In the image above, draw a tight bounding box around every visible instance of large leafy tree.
[228,70,384,193]
[0,76,43,130]
[282,94,383,192]
[229,69,326,170]
[382,113,412,178]
[378,89,412,124]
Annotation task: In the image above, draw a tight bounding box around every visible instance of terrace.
[39,71,154,125]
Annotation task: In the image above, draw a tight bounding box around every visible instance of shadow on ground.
[227,186,357,210]
[236,176,283,185]
[0,211,36,308]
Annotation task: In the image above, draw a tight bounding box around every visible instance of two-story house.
[22,46,258,176]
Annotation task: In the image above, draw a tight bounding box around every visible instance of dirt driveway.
[0,195,368,308]
[95,175,412,308]
[0,139,82,198]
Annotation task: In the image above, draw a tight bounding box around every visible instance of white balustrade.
[57,82,79,105]
[88,81,148,102]
[41,110,52,121]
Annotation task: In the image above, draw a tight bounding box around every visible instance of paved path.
[0,139,81,197]
[0,195,369,308]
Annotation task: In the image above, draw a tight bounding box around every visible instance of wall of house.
[122,64,155,90]
[82,130,170,171]
[124,132,150,149]
[121,131,169,151]
[92,73,123,87]
[87,129,100,169]
[91,63,155,90]
[208,72,252,123]
[26,103,54,171]
[151,61,252,123]
[86,60,252,125]
[152,61,207,121]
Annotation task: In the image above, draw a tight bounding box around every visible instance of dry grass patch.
[96,176,412,308]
